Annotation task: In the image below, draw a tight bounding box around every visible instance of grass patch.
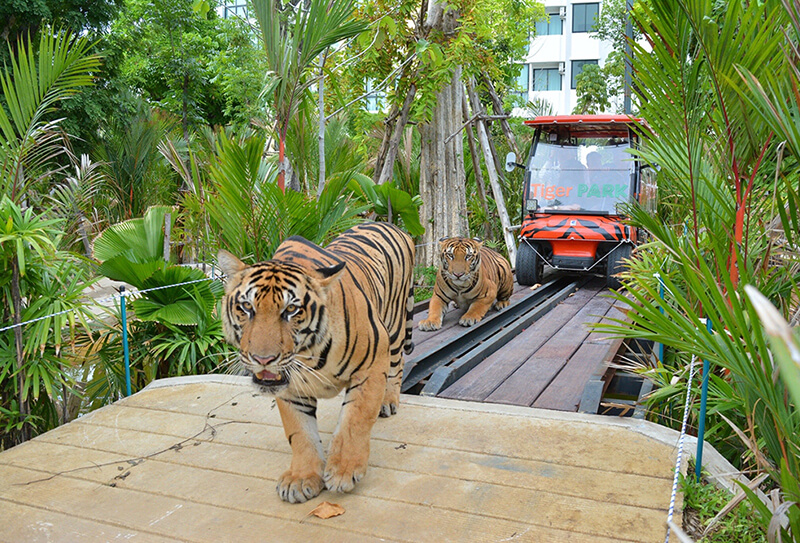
[680,466,767,542]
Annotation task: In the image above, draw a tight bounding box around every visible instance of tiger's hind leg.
[381,289,413,417]
[325,358,386,494]
[380,353,404,417]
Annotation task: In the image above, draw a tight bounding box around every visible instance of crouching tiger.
[218,222,415,503]
[419,237,513,331]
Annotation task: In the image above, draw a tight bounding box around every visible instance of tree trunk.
[418,65,468,266]
[462,91,492,240]
[10,257,29,443]
[376,83,417,185]
[466,78,517,263]
[482,74,521,158]
[317,50,328,199]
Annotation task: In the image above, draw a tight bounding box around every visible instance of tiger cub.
[419,237,513,331]
[218,222,415,503]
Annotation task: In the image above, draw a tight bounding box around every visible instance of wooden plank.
[0,379,684,543]
[537,298,630,412]
[409,283,541,363]
[533,342,613,411]
[481,292,615,407]
[484,357,567,406]
[438,302,581,401]
[439,285,602,401]
[531,293,614,359]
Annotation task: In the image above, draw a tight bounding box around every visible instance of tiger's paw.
[459,315,482,327]
[380,400,398,418]
[323,452,368,494]
[494,299,510,310]
[277,469,324,503]
[418,318,442,331]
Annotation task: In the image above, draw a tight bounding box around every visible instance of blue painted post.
[657,275,665,362]
[695,318,713,482]
[120,286,132,397]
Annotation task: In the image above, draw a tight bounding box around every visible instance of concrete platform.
[0,375,687,542]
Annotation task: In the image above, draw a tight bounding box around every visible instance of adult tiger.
[418,237,513,331]
[218,222,415,504]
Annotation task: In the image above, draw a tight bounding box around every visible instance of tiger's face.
[218,250,344,394]
[439,238,482,286]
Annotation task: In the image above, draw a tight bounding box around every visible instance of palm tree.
[593,1,800,536]
[0,30,100,203]
[205,132,368,262]
[251,0,367,191]
[0,29,99,442]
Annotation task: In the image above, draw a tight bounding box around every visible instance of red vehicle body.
[514,115,653,288]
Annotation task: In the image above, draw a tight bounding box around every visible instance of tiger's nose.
[252,354,277,367]
[453,272,465,278]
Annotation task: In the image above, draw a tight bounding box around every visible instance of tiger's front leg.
[459,288,498,327]
[276,397,325,503]
[324,359,387,494]
[418,294,447,331]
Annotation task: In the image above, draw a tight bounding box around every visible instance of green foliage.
[591,3,800,537]
[0,0,120,68]
[413,265,438,302]
[92,205,230,396]
[252,0,368,143]
[0,29,101,203]
[573,64,610,114]
[347,174,425,237]
[205,133,369,263]
[109,0,258,131]
[681,468,767,542]
[93,105,178,222]
[0,199,97,445]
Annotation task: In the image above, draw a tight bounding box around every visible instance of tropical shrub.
[593,0,800,538]
[205,133,369,263]
[89,205,231,399]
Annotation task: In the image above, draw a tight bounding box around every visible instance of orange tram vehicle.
[510,115,655,288]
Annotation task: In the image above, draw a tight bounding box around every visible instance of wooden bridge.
[406,274,640,414]
[0,273,698,542]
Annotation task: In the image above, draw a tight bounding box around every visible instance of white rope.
[665,354,697,543]
[0,276,223,333]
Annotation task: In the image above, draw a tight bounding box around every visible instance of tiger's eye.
[286,303,298,314]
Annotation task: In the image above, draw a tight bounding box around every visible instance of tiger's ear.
[217,250,246,278]
[314,261,346,289]
[472,237,484,248]
[438,237,449,251]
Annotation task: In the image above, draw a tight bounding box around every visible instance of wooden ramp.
[416,278,631,412]
[0,376,682,542]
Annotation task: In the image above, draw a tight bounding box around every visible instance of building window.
[571,59,598,89]
[572,3,599,33]
[533,68,562,91]
[364,80,386,113]
[516,64,530,98]
[535,12,563,36]
[223,3,248,18]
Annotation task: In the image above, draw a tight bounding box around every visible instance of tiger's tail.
[404,285,415,355]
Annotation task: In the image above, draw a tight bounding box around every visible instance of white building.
[516,1,616,115]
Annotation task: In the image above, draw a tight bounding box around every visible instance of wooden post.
[482,74,521,158]
[163,213,171,262]
[462,92,492,240]
[466,79,516,263]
